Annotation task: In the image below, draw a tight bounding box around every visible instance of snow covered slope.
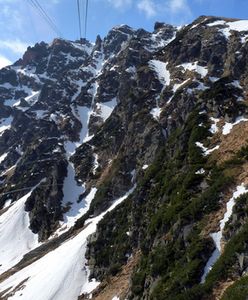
[0,191,39,274]
[0,187,135,300]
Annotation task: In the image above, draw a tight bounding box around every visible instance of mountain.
[0,15,248,300]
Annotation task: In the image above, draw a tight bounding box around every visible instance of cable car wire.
[27,0,62,37]
[84,0,89,38]
[77,0,82,42]
[1,184,65,197]
[31,0,62,37]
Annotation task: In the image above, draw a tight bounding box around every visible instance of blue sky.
[0,0,248,68]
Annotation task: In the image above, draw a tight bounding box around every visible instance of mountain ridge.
[0,15,248,299]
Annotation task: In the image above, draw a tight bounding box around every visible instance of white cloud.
[105,0,192,21]
[137,0,157,18]
[107,0,132,9]
[168,0,191,14]
[0,39,29,55]
[0,54,11,69]
[1,4,23,30]
[136,0,192,20]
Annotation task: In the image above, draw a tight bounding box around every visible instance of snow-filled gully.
[62,52,118,232]
[62,82,97,233]
[62,122,91,235]
[0,186,136,300]
[201,184,248,283]
[148,60,171,120]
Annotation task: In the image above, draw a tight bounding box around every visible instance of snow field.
[0,192,39,274]
[0,186,136,300]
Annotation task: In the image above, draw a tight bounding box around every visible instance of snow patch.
[150,107,161,120]
[241,34,248,43]
[191,24,199,30]
[178,62,208,78]
[13,101,29,111]
[0,116,13,136]
[228,20,248,32]
[207,20,226,27]
[195,82,208,91]
[195,142,219,156]
[65,105,92,156]
[77,106,92,144]
[0,164,17,177]
[0,152,8,164]
[222,116,248,135]
[25,91,40,106]
[49,113,59,124]
[195,168,205,175]
[149,60,170,86]
[4,98,18,107]
[95,98,117,122]
[209,117,220,134]
[34,110,47,119]
[201,184,248,283]
[126,66,136,74]
[81,52,105,77]
[209,76,219,83]
[61,163,85,219]
[219,27,231,39]
[148,30,177,52]
[172,78,191,92]
[3,199,12,209]
[93,154,99,175]
[217,20,248,39]
[59,184,97,235]
[229,80,242,89]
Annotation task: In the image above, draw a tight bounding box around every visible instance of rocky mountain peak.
[93,35,102,52]
[15,41,49,67]
[103,25,134,58]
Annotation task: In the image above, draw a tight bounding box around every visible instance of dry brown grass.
[210,121,248,164]
[202,117,248,299]
[211,279,235,300]
[80,251,141,300]
[202,119,248,238]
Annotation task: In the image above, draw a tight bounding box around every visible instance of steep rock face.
[0,38,96,240]
[85,16,248,300]
[0,15,248,300]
